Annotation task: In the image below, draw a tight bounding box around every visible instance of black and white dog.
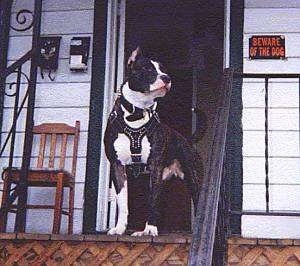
[104,47,203,236]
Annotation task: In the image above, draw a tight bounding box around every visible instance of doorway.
[97,0,225,233]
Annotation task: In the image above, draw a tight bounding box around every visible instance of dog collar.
[120,95,156,122]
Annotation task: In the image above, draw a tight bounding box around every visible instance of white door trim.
[224,0,231,68]
[96,0,126,231]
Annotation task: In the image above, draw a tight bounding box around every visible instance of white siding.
[1,0,95,234]
[242,1,300,238]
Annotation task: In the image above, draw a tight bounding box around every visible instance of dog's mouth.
[150,79,171,93]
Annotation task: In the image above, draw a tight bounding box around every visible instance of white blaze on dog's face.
[126,47,171,101]
[149,60,171,94]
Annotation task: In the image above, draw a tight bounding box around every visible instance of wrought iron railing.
[189,68,233,265]
[189,70,300,265]
[231,72,300,218]
[0,0,42,232]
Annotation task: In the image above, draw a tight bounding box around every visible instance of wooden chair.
[0,121,80,234]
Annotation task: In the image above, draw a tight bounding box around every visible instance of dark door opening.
[124,0,224,232]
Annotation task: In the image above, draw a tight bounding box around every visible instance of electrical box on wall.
[69,37,91,72]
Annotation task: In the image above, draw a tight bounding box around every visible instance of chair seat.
[3,167,74,187]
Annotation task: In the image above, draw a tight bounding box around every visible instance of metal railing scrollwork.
[10,9,34,32]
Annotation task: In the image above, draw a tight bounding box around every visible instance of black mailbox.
[69,37,91,72]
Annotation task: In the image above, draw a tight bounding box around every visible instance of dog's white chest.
[114,133,151,165]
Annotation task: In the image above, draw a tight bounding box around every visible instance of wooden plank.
[242,108,264,130]
[243,108,299,130]
[117,243,150,266]
[4,242,34,265]
[239,246,263,265]
[8,34,93,61]
[245,9,300,33]
[62,244,87,265]
[31,241,63,265]
[2,107,90,132]
[244,184,300,211]
[242,184,266,211]
[149,244,180,266]
[6,59,92,84]
[269,158,300,183]
[59,134,68,169]
[244,58,300,73]
[10,10,94,36]
[243,131,265,156]
[71,121,80,177]
[243,157,300,185]
[12,0,94,12]
[0,157,87,183]
[242,215,300,238]
[245,0,300,8]
[48,134,57,168]
[37,134,46,167]
[0,131,88,158]
[34,123,76,134]
[93,244,117,265]
[242,82,299,108]
[52,173,64,234]
[26,181,84,209]
[269,131,299,156]
[4,83,91,108]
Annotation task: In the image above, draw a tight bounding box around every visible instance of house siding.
[0,0,95,234]
[242,0,300,238]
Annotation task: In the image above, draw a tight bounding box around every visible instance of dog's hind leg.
[107,163,128,235]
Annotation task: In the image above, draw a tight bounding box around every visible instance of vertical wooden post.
[83,0,108,234]
[53,173,64,234]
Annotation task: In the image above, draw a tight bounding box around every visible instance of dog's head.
[127,47,171,96]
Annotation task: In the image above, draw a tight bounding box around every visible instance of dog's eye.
[159,63,167,73]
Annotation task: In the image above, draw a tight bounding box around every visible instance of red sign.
[249,35,285,59]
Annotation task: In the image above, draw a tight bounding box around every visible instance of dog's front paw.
[131,223,158,237]
[107,225,126,235]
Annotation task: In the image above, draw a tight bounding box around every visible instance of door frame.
[96,0,126,231]
[83,0,109,234]
[84,0,243,234]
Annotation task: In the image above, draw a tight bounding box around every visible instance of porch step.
[228,236,300,265]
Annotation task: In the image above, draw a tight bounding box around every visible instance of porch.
[0,0,300,265]
[0,233,300,265]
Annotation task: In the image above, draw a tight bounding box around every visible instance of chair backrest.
[32,121,80,177]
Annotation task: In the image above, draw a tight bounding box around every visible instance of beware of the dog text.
[249,35,285,59]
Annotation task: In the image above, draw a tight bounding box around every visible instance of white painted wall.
[242,0,300,238]
[0,0,94,234]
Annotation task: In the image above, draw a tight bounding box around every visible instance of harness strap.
[109,100,160,164]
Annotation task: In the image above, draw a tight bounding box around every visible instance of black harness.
[109,97,160,164]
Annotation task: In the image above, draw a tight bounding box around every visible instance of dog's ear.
[127,46,141,65]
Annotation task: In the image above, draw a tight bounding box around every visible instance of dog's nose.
[160,75,171,84]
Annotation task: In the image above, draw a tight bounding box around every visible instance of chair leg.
[68,184,74,234]
[53,173,64,234]
[0,175,11,232]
